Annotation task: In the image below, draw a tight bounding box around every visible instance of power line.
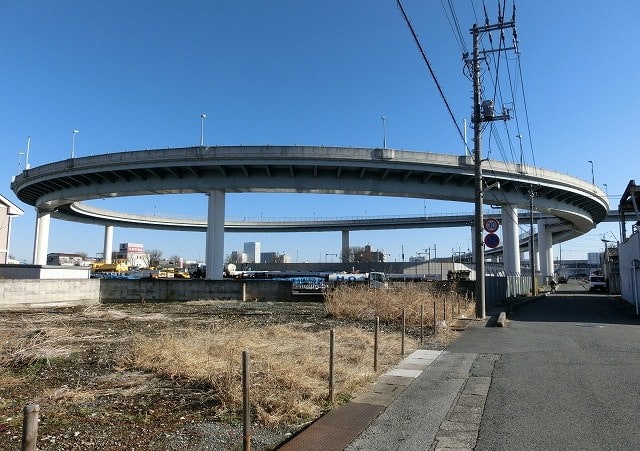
[441,0,468,55]
[396,0,466,148]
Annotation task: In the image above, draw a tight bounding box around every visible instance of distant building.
[587,252,601,271]
[244,241,261,263]
[353,244,385,263]
[261,252,291,264]
[0,194,24,264]
[115,242,149,268]
[228,251,248,264]
[46,252,89,266]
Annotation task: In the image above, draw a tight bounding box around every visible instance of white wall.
[619,232,640,310]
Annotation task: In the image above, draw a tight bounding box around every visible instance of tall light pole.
[17,152,24,173]
[25,136,31,169]
[603,183,608,196]
[200,113,206,146]
[71,130,79,158]
[381,116,387,149]
[588,160,594,185]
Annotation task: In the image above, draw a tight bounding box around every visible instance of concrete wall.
[0,279,101,309]
[99,279,293,303]
[0,278,293,309]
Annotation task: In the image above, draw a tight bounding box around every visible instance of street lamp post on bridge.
[71,130,79,158]
[200,114,207,146]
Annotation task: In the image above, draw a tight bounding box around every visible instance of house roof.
[0,194,25,216]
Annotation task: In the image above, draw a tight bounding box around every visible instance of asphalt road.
[448,280,640,450]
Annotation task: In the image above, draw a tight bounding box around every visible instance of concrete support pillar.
[341,230,350,263]
[3,215,14,264]
[103,225,114,263]
[537,219,554,281]
[501,205,521,274]
[33,209,51,265]
[205,190,225,280]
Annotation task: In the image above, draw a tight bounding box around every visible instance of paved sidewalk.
[277,332,496,451]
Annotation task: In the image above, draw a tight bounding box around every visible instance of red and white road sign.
[483,217,500,233]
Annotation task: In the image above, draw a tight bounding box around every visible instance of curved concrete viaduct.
[11,146,609,279]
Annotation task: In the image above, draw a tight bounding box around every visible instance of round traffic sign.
[483,217,500,233]
[484,233,500,249]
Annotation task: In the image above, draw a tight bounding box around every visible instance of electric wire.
[396,0,466,148]
[441,0,468,56]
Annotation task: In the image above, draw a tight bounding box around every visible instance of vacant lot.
[1,287,471,450]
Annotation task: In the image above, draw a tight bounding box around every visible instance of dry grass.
[128,284,473,427]
[131,323,416,425]
[0,327,74,368]
[325,282,474,327]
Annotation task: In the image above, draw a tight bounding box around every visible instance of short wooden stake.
[420,304,424,345]
[329,328,335,403]
[433,301,437,335]
[242,350,251,451]
[21,403,40,451]
[401,308,406,357]
[374,317,379,372]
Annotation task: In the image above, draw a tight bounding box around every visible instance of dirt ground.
[0,300,461,450]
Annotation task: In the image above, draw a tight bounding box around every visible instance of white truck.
[588,274,607,292]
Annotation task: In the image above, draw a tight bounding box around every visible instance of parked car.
[558,276,568,284]
[588,275,607,292]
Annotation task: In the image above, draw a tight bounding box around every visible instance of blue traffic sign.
[484,233,500,249]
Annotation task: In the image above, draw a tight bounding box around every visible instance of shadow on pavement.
[500,292,640,326]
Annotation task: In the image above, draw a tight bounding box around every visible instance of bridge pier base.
[103,225,114,264]
[538,219,554,282]
[205,190,226,280]
[33,209,51,265]
[502,205,521,274]
[341,230,350,263]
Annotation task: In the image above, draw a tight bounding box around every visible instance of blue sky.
[2,0,638,264]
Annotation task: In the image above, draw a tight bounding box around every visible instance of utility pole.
[529,187,536,295]
[468,17,516,319]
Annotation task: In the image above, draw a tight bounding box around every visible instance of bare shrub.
[1,327,73,368]
[130,323,416,425]
[324,283,474,327]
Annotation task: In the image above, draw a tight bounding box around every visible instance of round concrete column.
[537,219,554,281]
[501,204,521,274]
[205,190,225,280]
[341,230,350,263]
[103,225,114,263]
[33,209,51,265]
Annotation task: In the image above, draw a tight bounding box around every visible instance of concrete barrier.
[0,279,100,309]
[0,278,293,309]
[98,279,293,303]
